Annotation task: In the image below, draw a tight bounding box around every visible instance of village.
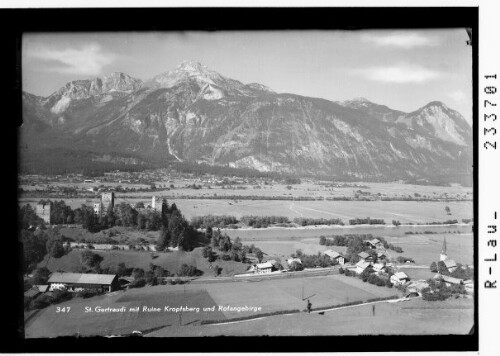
[23,190,474,321]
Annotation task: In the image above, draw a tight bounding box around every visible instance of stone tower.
[93,202,102,217]
[151,196,161,211]
[35,203,51,224]
[101,192,115,213]
[440,236,448,261]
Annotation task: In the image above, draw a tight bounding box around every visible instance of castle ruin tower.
[101,192,115,213]
[152,196,161,211]
[36,203,51,224]
[440,236,448,261]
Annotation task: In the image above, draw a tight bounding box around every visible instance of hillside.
[21,60,473,183]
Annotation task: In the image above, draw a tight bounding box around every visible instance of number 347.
[56,306,71,313]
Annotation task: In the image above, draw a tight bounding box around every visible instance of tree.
[156,227,171,251]
[177,264,200,277]
[47,239,65,258]
[21,230,47,273]
[437,260,449,275]
[213,265,222,277]
[132,268,145,280]
[445,206,451,215]
[116,262,128,277]
[430,261,438,273]
[32,267,51,285]
[80,251,103,272]
[288,261,304,271]
[319,236,326,245]
[255,248,264,263]
[137,214,146,230]
[135,202,145,209]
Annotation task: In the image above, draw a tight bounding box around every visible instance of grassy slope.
[39,247,249,277]
[147,297,473,337]
[26,274,401,338]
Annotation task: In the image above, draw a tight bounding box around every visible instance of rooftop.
[256,262,273,269]
[393,272,409,280]
[48,273,117,285]
[358,252,370,259]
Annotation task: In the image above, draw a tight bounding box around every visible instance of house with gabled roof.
[48,273,119,293]
[358,251,375,263]
[255,262,273,274]
[323,249,345,265]
[366,238,382,249]
[356,260,372,274]
[443,259,457,273]
[390,271,409,285]
[372,262,386,274]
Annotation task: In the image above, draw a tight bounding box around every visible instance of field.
[25,287,224,338]
[147,297,474,337]
[20,197,472,224]
[25,274,399,338]
[38,247,249,278]
[230,232,473,273]
[385,233,474,266]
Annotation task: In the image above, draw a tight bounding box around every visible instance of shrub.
[76,289,102,299]
[30,294,53,309]
[177,264,201,277]
[129,278,146,289]
[51,288,73,303]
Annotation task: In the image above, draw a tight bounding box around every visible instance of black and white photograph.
[3,3,497,353]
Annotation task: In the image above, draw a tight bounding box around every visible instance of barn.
[48,273,119,293]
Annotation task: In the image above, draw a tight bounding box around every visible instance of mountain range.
[20,60,473,182]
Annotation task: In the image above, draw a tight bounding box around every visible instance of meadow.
[38,247,249,278]
[25,274,398,338]
[19,196,472,224]
[147,296,474,337]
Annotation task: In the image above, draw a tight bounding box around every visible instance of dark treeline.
[293,217,344,226]
[20,147,155,177]
[240,215,290,228]
[349,217,386,225]
[191,215,239,229]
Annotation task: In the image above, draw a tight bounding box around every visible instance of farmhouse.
[434,273,463,286]
[390,272,409,285]
[372,262,386,274]
[356,260,372,274]
[406,280,429,295]
[443,259,457,273]
[358,252,374,263]
[377,252,387,260]
[255,262,273,274]
[366,238,382,249]
[48,273,119,293]
[323,249,345,265]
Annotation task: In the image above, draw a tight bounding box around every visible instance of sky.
[22,30,473,124]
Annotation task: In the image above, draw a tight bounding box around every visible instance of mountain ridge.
[21,61,472,182]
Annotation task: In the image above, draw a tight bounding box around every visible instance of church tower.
[440,236,448,261]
